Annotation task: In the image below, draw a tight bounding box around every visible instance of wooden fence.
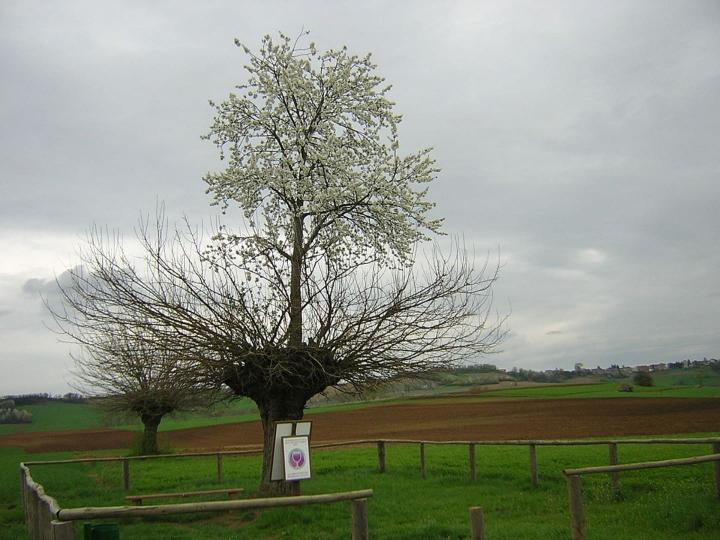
[24,449,261,491]
[20,460,372,540]
[563,451,720,540]
[24,437,720,491]
[19,463,73,540]
[21,437,720,539]
[365,437,720,488]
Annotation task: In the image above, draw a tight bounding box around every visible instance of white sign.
[270,423,294,481]
[295,421,312,437]
[270,421,313,481]
[282,436,311,481]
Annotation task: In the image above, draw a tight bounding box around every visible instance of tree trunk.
[288,214,304,347]
[222,347,340,495]
[257,393,307,496]
[140,414,163,455]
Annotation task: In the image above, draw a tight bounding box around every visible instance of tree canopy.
[205,33,441,270]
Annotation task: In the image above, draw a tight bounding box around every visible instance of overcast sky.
[1,1,719,395]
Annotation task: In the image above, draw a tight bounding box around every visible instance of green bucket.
[83,523,120,540]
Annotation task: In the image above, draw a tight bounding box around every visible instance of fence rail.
[21,436,720,539]
[21,458,372,540]
[563,452,720,540]
[56,489,373,520]
[367,437,720,486]
[24,436,720,491]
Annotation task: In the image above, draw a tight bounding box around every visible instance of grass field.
[0,396,402,437]
[469,381,720,400]
[3,369,720,538]
[3,368,719,436]
[5,439,720,539]
[0,399,262,437]
[0,403,106,436]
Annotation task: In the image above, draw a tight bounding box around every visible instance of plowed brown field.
[2,397,719,453]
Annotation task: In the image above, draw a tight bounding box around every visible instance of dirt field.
[3,397,720,453]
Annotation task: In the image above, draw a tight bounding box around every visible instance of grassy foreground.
[4,438,720,539]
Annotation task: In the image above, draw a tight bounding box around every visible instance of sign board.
[295,421,311,437]
[282,435,311,481]
[270,421,312,481]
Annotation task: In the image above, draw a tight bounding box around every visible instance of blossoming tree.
[201,33,504,494]
[52,33,504,495]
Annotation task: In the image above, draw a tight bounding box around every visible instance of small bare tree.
[70,326,216,455]
[50,249,223,455]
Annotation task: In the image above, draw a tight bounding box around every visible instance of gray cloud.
[22,279,46,296]
[22,268,78,298]
[1,0,719,392]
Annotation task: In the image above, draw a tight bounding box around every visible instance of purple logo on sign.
[288,448,305,469]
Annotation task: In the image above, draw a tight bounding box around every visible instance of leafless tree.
[58,306,220,455]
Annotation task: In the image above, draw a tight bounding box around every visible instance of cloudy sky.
[1,1,719,395]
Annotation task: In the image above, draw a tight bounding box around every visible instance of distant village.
[3,358,719,405]
[456,357,720,383]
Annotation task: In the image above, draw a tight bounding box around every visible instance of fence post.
[216,453,224,484]
[608,443,620,497]
[566,474,585,540]
[713,443,720,498]
[39,495,53,540]
[28,487,39,540]
[351,498,369,540]
[419,443,426,479]
[469,506,485,540]
[122,459,130,491]
[19,466,28,528]
[377,441,386,473]
[51,520,75,540]
[529,444,538,487]
[469,443,476,481]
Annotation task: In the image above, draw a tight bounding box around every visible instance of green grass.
[148,399,259,432]
[471,379,720,400]
[0,397,414,439]
[0,403,106,435]
[0,399,264,436]
[5,436,720,539]
[651,368,720,388]
[4,368,718,436]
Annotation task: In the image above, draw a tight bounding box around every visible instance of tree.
[51,33,504,495]
[633,371,653,387]
[63,316,218,455]
[201,33,504,494]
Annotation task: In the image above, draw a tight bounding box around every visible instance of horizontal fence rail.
[563,453,720,540]
[565,452,720,476]
[22,453,372,540]
[21,458,372,540]
[24,437,720,491]
[366,437,720,486]
[24,436,720,467]
[56,489,374,520]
